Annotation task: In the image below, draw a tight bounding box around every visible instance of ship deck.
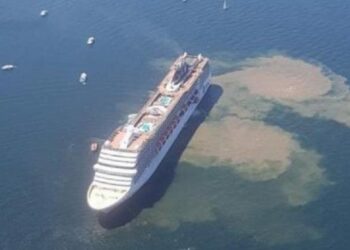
[108,54,209,152]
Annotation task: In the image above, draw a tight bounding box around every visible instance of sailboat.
[223,0,228,10]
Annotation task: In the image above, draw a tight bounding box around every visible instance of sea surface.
[1,0,350,249]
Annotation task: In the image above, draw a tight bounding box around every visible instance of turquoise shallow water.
[1,0,350,249]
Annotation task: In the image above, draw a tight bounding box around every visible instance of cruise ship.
[87,53,211,212]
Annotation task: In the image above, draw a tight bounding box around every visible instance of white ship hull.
[101,78,210,213]
[87,53,211,213]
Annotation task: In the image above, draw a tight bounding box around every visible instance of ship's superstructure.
[87,53,211,211]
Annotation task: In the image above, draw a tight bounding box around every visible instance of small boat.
[90,142,99,152]
[1,64,16,71]
[223,0,228,10]
[79,72,87,84]
[86,37,95,45]
[40,10,48,17]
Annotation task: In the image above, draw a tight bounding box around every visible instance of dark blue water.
[1,0,350,249]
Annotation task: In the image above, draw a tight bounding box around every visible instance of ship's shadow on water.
[98,84,223,229]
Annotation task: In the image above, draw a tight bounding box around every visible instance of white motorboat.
[79,72,88,84]
[87,37,95,45]
[40,10,48,17]
[1,64,16,71]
